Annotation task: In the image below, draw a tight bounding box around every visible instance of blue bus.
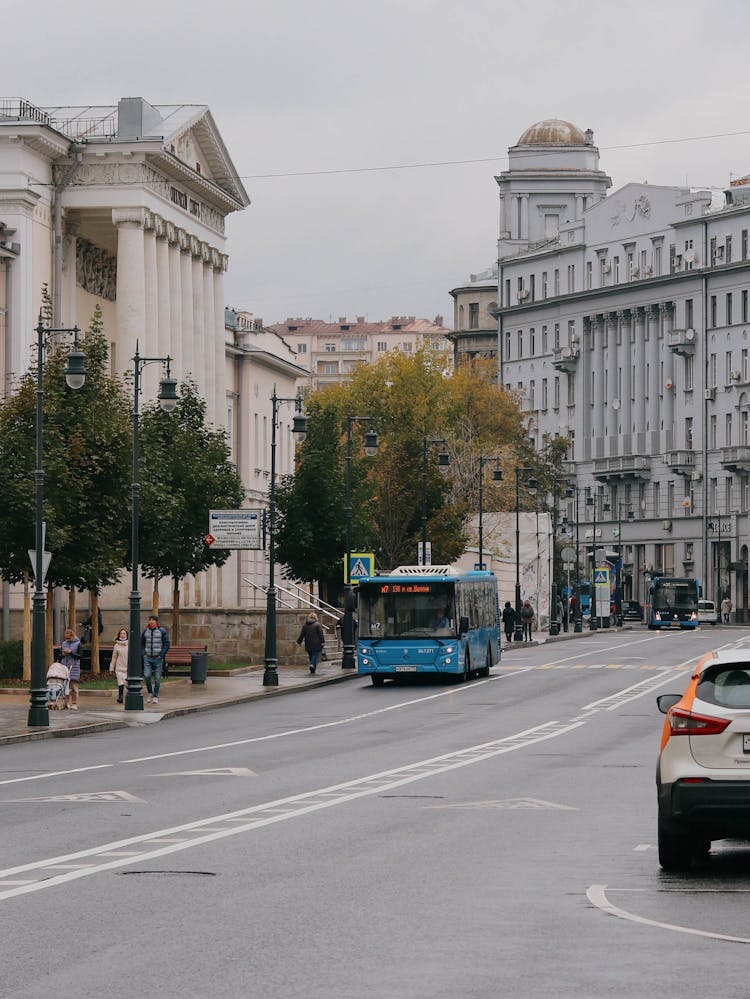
[357,566,501,686]
[646,576,700,630]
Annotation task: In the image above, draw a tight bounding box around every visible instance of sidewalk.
[0,661,356,746]
[0,625,607,747]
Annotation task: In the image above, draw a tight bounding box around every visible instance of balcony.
[664,450,696,477]
[720,446,750,472]
[551,345,580,372]
[592,454,651,481]
[668,328,696,355]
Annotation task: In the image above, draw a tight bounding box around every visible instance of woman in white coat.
[110,628,129,704]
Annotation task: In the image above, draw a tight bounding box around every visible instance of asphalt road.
[4,627,750,998]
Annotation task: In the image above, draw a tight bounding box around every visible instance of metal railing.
[0,99,51,126]
[243,577,340,632]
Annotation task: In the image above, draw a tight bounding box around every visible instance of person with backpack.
[521,600,535,643]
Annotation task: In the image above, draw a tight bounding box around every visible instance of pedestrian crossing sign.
[345,552,375,583]
[594,568,610,585]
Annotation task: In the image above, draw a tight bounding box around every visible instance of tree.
[0,300,132,671]
[137,380,244,640]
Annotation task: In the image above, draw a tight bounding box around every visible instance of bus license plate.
[743,735,750,753]
[395,666,413,672]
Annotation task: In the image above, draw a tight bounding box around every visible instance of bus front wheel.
[371,675,385,687]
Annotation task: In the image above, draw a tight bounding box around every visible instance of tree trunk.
[22,572,31,683]
[172,577,180,644]
[90,591,100,674]
[152,575,159,615]
[45,582,54,668]
[68,589,76,632]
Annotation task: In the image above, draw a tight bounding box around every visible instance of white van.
[698,599,717,625]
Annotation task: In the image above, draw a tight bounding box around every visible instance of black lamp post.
[565,484,583,633]
[478,456,502,571]
[514,467,538,641]
[548,487,561,636]
[421,437,450,565]
[124,344,178,712]
[28,314,87,728]
[342,415,378,669]
[587,489,600,630]
[263,389,307,687]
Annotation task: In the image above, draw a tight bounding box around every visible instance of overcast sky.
[7,0,750,326]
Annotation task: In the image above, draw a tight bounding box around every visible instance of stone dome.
[516,119,587,147]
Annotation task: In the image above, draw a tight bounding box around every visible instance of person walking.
[110,628,129,704]
[60,627,82,710]
[721,596,732,624]
[520,600,535,643]
[297,612,326,674]
[141,615,170,704]
[502,601,516,644]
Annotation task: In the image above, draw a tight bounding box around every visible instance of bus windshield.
[653,580,698,612]
[358,581,455,638]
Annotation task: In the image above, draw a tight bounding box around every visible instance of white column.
[620,310,632,442]
[594,316,606,436]
[634,309,647,437]
[511,196,519,239]
[202,255,216,425]
[498,196,507,236]
[521,195,529,240]
[179,231,194,378]
[191,243,205,400]
[155,217,171,364]
[662,302,675,434]
[606,313,618,438]
[167,226,182,383]
[112,208,147,376]
[62,223,78,327]
[143,218,159,400]
[647,305,660,433]
[214,260,227,435]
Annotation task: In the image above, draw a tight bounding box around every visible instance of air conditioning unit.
[561,346,573,359]
[716,245,725,258]
[684,328,696,341]
[517,289,529,302]
[705,387,716,401]
[684,249,697,264]
[644,266,653,277]
[662,519,673,531]
[604,262,612,274]
[731,370,743,382]
[630,266,640,279]
[673,254,683,267]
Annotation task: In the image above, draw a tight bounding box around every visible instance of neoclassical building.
[484,117,750,617]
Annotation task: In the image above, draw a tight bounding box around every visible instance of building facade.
[489,117,750,617]
[269,315,453,389]
[449,264,499,362]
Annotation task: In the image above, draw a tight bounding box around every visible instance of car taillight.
[667,706,731,736]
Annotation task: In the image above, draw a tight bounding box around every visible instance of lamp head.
[157,375,179,413]
[292,412,308,443]
[64,350,86,390]
[363,429,378,456]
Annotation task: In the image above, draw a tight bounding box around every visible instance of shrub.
[0,640,23,679]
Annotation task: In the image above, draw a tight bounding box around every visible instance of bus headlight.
[442,657,453,666]
[361,657,370,666]
[444,646,454,654]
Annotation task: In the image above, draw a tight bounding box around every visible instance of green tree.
[137,380,244,640]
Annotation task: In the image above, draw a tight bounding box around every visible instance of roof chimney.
[117,97,163,140]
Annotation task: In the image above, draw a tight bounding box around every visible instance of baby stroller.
[46,662,71,710]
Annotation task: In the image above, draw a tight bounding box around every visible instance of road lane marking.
[587,884,750,944]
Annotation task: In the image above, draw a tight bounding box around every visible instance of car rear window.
[697,665,750,708]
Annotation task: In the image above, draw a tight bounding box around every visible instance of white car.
[697,599,717,625]
[656,649,750,870]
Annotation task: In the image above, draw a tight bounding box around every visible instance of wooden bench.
[164,644,208,677]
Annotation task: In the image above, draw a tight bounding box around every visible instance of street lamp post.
[342,415,378,669]
[566,485,583,633]
[263,389,307,687]
[28,314,87,728]
[478,456,502,572]
[421,437,450,565]
[514,467,538,642]
[587,489,600,630]
[124,345,178,712]
[548,487,561,636]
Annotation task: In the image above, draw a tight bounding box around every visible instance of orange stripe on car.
[659,650,717,751]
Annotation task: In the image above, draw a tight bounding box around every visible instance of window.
[297,342,307,354]
[668,480,675,515]
[530,328,536,354]
[517,331,523,357]
[324,343,336,353]
[600,257,607,286]
[726,351,733,384]
[685,298,694,328]
[554,269,560,296]
[727,293,733,326]
[709,478,718,514]
[505,331,511,359]
[710,414,717,449]
[542,272,548,299]
[377,341,387,352]
[530,275,536,301]
[342,338,367,351]
[726,412,733,446]
[744,290,749,323]
[402,342,412,353]
[626,251,634,278]
[685,354,694,390]
[554,376,560,409]
[567,264,575,292]
[653,482,660,518]
[542,325,548,353]
[541,378,548,411]
[743,410,749,446]
[710,236,717,265]
[654,245,662,275]
[743,348,749,382]
[323,362,337,375]
[468,303,479,329]
[613,256,620,282]
[586,261,592,289]
[567,320,575,346]
[685,417,694,449]
[529,380,536,410]
[726,235,733,263]
[640,249,648,275]
[726,477,733,513]
[505,279,511,305]
[710,296,717,327]
[567,374,575,406]
[744,229,749,261]
[555,323,561,349]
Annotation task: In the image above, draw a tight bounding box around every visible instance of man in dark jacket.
[297,612,326,675]
[501,601,516,644]
[141,615,170,704]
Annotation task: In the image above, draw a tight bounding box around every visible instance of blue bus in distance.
[356,565,501,686]
[646,576,700,630]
